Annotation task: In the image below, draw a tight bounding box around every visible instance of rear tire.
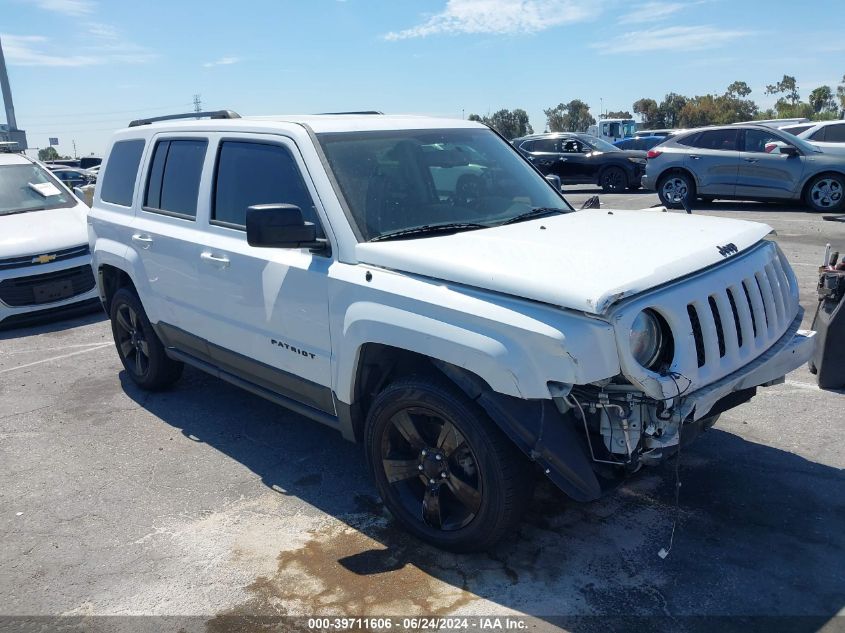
[364,376,533,552]
[110,288,183,390]
[804,173,845,213]
[658,172,696,209]
[599,166,628,193]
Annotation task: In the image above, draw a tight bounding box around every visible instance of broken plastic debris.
[657,548,669,559]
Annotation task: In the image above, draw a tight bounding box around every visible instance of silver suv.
[642,124,845,213]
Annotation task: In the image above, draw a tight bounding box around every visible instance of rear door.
[684,129,740,195]
[736,129,805,198]
[130,135,210,331]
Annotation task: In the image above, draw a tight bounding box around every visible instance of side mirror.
[780,145,800,157]
[246,204,322,249]
[545,174,562,191]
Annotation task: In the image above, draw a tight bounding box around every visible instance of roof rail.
[128,110,241,128]
[316,111,383,115]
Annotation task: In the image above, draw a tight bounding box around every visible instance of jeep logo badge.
[717,243,738,257]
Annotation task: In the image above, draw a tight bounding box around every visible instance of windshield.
[583,135,621,153]
[317,128,572,241]
[0,163,75,216]
[622,121,637,137]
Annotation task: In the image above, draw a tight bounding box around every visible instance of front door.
[736,129,806,198]
[192,136,334,413]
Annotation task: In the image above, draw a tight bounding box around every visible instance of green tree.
[809,85,837,115]
[837,75,845,111]
[766,75,800,105]
[544,100,595,133]
[633,98,661,127]
[38,147,60,161]
[658,93,688,128]
[726,81,752,99]
[467,109,533,139]
[604,110,632,119]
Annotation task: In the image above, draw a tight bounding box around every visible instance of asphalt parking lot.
[1,185,844,632]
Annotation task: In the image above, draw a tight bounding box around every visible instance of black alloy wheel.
[109,288,183,390]
[365,376,533,552]
[600,166,628,192]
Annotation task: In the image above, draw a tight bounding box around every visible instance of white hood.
[0,204,89,258]
[356,209,773,314]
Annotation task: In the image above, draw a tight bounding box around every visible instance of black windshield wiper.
[369,222,488,242]
[500,207,568,226]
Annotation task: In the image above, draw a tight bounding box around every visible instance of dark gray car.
[642,124,845,212]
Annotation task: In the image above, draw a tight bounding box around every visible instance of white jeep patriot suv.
[89,110,815,551]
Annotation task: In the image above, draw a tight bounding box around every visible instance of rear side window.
[692,129,740,151]
[675,133,700,147]
[212,141,322,235]
[531,139,558,152]
[825,124,845,142]
[100,139,145,206]
[144,139,207,218]
[809,127,827,142]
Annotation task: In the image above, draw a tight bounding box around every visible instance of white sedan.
[0,153,99,328]
[798,120,845,155]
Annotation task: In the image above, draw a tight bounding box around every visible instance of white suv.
[89,111,815,551]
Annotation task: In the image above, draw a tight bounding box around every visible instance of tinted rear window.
[825,124,845,143]
[692,129,740,151]
[809,127,827,142]
[100,139,145,206]
[144,139,207,218]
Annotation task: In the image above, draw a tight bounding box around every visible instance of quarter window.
[692,129,740,151]
[144,139,207,218]
[100,139,145,207]
[212,141,322,234]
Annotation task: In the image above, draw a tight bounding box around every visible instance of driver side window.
[561,139,582,153]
[744,129,785,153]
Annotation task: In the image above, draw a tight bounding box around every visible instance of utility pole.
[193,94,202,113]
[0,34,28,149]
[72,140,77,159]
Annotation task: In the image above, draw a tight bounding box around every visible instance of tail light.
[646,149,662,159]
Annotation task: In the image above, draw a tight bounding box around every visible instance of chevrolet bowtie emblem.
[33,254,57,264]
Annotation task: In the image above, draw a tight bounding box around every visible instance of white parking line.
[1,342,112,356]
[0,343,112,374]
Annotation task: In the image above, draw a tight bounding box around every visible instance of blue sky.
[2,0,844,156]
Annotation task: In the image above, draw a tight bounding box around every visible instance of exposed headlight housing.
[630,309,667,369]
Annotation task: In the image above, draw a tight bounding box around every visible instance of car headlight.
[630,309,665,369]
[628,157,646,165]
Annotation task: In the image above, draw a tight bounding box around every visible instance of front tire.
[364,376,533,552]
[804,173,844,213]
[110,288,183,390]
[599,166,628,192]
[658,171,695,208]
